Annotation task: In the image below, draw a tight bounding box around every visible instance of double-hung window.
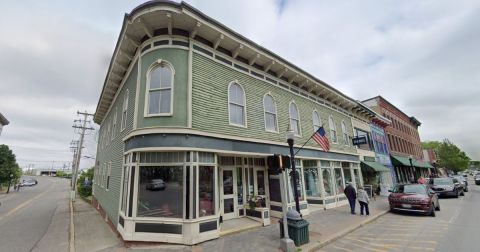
[312,111,321,132]
[341,121,349,146]
[147,61,174,116]
[228,82,246,126]
[263,94,278,132]
[121,89,129,131]
[329,116,337,143]
[111,108,117,141]
[289,102,301,135]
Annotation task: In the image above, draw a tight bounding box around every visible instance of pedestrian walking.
[418,177,426,184]
[16,183,21,191]
[357,186,370,216]
[344,182,356,214]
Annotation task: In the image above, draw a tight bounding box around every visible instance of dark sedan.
[475,174,480,185]
[429,177,464,197]
[389,184,440,217]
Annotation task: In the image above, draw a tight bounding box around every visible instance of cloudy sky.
[0,0,479,170]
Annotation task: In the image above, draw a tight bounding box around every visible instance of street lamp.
[286,128,301,215]
[6,173,13,194]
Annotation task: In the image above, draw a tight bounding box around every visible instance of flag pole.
[294,124,325,156]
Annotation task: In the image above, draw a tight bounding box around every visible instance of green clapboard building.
[93,0,375,245]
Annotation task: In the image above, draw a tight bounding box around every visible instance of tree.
[421,141,442,150]
[77,167,94,198]
[436,139,470,173]
[0,145,22,186]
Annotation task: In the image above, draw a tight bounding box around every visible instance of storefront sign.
[352,136,367,146]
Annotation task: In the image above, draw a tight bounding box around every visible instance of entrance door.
[220,167,237,220]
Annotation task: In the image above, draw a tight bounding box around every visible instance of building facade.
[0,113,9,136]
[363,96,432,183]
[93,1,373,245]
[370,114,394,195]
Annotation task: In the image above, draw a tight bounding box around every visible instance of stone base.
[280,237,295,252]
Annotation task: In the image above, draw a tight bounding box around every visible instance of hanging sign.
[352,136,367,146]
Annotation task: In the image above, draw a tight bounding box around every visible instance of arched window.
[228,82,246,126]
[147,61,174,115]
[312,111,321,132]
[289,102,301,135]
[263,94,278,132]
[341,121,349,146]
[328,116,337,143]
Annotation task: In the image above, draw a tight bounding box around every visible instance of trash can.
[279,209,310,246]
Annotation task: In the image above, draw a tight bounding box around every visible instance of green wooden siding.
[192,52,356,154]
[136,48,188,128]
[94,61,138,225]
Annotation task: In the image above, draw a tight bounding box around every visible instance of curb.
[69,200,75,252]
[306,209,390,252]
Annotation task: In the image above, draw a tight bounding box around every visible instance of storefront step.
[219,217,262,236]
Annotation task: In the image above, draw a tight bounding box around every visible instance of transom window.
[312,111,321,132]
[263,94,278,132]
[341,121,349,146]
[228,82,246,126]
[147,61,174,115]
[329,116,337,143]
[289,102,301,135]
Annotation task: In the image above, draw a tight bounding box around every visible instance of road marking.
[338,240,388,252]
[0,183,55,222]
[352,237,438,244]
[332,245,354,252]
[346,237,397,249]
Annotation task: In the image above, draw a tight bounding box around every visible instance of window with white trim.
[147,61,173,115]
[289,102,301,135]
[263,94,278,132]
[106,162,111,190]
[312,111,321,132]
[106,121,111,146]
[341,121,349,146]
[228,82,246,126]
[121,89,129,131]
[111,108,117,141]
[100,164,104,187]
[329,116,337,143]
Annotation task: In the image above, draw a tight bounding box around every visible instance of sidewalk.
[72,197,389,252]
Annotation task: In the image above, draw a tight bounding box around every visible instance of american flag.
[313,126,330,152]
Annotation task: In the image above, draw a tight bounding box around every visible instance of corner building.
[93,1,374,245]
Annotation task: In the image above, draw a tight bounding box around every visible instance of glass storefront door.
[220,167,237,220]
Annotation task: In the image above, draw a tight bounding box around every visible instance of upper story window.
[328,116,337,143]
[355,128,374,151]
[111,108,117,141]
[341,121,349,146]
[312,111,321,132]
[289,102,301,135]
[147,61,174,116]
[263,94,278,132]
[228,81,246,127]
[121,89,129,131]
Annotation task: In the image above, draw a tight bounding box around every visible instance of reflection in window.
[304,168,320,197]
[199,166,215,217]
[288,170,304,201]
[148,63,173,115]
[342,163,352,184]
[354,169,361,187]
[322,169,333,197]
[257,170,266,196]
[334,168,344,194]
[237,167,243,205]
[263,94,278,132]
[121,166,129,214]
[137,166,183,218]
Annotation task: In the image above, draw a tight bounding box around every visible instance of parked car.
[21,179,36,187]
[475,174,480,185]
[429,177,464,197]
[146,179,166,191]
[388,184,440,217]
[451,175,468,192]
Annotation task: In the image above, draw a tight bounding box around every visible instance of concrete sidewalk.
[72,197,389,252]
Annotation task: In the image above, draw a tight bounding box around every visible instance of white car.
[21,180,36,187]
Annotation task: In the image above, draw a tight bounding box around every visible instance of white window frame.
[289,101,301,136]
[228,81,247,127]
[121,89,129,131]
[341,120,349,146]
[329,115,337,143]
[100,164,105,188]
[106,162,112,191]
[106,121,111,146]
[312,110,321,132]
[144,59,175,117]
[111,108,117,141]
[263,93,278,133]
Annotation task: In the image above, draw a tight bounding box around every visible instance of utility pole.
[71,111,94,201]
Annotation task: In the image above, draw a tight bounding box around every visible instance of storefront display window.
[342,162,352,184]
[334,168,345,194]
[322,168,333,197]
[354,168,361,187]
[199,166,215,217]
[121,166,129,214]
[137,166,183,218]
[304,168,320,197]
[237,167,243,205]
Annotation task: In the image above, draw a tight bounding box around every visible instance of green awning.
[361,161,390,172]
[414,160,434,169]
[390,155,432,169]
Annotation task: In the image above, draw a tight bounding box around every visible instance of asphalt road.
[321,176,480,252]
[0,176,70,252]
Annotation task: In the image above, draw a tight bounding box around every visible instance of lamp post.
[6,173,13,193]
[286,129,301,215]
[408,155,415,182]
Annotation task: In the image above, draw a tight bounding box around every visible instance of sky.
[0,0,479,171]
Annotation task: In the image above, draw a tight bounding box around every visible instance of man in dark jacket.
[344,182,356,214]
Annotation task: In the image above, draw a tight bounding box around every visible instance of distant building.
[363,96,432,183]
[0,112,9,136]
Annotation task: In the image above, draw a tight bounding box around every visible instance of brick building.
[363,96,432,183]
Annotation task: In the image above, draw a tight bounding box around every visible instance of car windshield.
[393,184,426,194]
[433,178,453,185]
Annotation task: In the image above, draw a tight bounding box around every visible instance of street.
[0,176,70,252]
[321,177,480,252]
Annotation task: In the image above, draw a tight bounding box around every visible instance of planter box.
[246,207,271,226]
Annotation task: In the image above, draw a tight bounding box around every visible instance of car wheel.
[455,190,459,198]
[435,203,440,211]
[461,190,465,196]
[430,204,436,217]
